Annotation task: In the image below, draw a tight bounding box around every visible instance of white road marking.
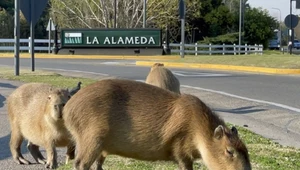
[135,79,300,113]
[181,85,300,113]
[42,68,109,76]
[172,71,231,77]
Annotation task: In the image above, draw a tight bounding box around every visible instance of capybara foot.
[13,157,30,165]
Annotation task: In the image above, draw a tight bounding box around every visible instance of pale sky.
[248,0,300,22]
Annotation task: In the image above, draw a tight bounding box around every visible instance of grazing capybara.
[63,79,251,170]
[145,63,181,94]
[7,83,74,169]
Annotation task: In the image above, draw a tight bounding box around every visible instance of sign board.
[179,0,185,19]
[20,0,48,25]
[297,0,300,9]
[284,14,299,29]
[46,19,55,31]
[60,29,162,48]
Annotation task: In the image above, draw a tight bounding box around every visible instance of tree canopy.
[0,0,278,47]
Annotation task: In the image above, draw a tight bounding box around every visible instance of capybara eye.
[54,105,59,110]
[226,148,234,157]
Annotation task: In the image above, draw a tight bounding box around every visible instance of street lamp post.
[143,0,147,28]
[238,0,242,55]
[271,8,282,51]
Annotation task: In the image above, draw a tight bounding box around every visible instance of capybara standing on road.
[145,63,181,94]
[7,83,74,169]
[63,79,251,170]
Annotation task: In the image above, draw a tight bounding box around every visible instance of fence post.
[223,43,225,55]
[245,44,248,55]
[209,43,212,55]
[180,42,182,55]
[195,43,198,56]
[254,44,257,55]
[233,44,236,55]
[28,37,31,53]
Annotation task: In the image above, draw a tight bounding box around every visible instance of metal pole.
[238,0,242,55]
[181,18,185,58]
[143,0,147,28]
[30,0,35,71]
[14,0,20,76]
[48,18,52,53]
[114,0,117,28]
[290,0,293,55]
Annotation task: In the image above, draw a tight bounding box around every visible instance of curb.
[0,53,180,60]
[136,61,300,75]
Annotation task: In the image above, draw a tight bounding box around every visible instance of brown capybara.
[145,63,181,94]
[7,83,74,169]
[63,79,251,170]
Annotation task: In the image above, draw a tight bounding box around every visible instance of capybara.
[7,83,74,169]
[145,63,181,94]
[63,79,251,170]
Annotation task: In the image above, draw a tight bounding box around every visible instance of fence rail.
[168,43,263,55]
[0,38,263,55]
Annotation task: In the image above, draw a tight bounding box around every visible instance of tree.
[244,7,277,48]
[0,9,13,38]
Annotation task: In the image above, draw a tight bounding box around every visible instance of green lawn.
[0,67,299,170]
[164,53,300,69]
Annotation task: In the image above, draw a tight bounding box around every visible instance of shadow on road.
[214,106,267,114]
[0,94,5,108]
[0,134,28,161]
[0,83,17,89]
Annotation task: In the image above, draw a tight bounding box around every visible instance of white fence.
[0,38,263,55]
[168,43,263,55]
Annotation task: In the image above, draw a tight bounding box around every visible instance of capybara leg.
[74,138,103,170]
[177,159,193,170]
[27,142,46,164]
[9,130,30,165]
[95,153,106,170]
[65,144,76,164]
[44,143,58,169]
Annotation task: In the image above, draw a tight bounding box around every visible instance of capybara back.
[145,63,181,94]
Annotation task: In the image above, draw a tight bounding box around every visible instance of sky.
[248,0,300,22]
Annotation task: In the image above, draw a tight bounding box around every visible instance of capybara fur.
[63,79,251,170]
[7,83,74,169]
[145,63,181,94]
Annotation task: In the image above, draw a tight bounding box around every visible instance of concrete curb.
[136,61,300,75]
[0,53,180,60]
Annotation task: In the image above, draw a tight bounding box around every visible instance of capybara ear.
[152,63,164,67]
[214,125,225,139]
[231,126,238,136]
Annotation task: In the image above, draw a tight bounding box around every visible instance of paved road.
[0,58,300,169]
[1,58,300,110]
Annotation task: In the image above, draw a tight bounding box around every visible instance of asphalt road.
[1,58,300,112]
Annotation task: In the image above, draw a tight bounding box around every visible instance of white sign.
[46,19,56,31]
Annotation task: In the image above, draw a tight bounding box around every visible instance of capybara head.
[202,125,251,170]
[47,88,70,120]
[151,63,164,71]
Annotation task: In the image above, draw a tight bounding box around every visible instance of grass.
[0,67,299,170]
[163,54,300,69]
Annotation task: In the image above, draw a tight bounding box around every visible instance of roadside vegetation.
[0,67,299,170]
